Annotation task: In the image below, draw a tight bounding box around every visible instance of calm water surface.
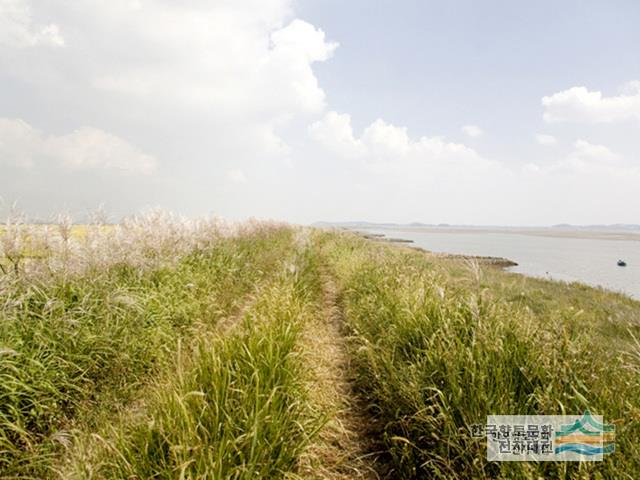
[362,228,640,300]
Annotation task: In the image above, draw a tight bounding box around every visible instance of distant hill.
[311,221,450,228]
[313,221,640,231]
[551,224,640,231]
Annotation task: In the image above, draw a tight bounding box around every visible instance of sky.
[1,0,639,225]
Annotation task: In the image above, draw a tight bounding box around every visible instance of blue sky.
[298,0,640,161]
[1,0,639,225]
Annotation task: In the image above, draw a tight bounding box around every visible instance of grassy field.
[1,217,639,478]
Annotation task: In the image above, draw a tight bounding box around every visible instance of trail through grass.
[3,221,640,479]
[296,266,381,480]
[62,230,326,479]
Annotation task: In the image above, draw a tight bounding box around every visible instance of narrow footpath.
[298,267,382,479]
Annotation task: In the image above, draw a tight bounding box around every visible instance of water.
[360,228,640,300]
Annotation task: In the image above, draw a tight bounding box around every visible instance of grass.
[0,221,296,477]
[1,219,639,478]
[317,231,640,479]
[68,241,323,479]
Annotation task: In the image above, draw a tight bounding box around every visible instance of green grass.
[0,226,296,477]
[2,224,639,478]
[317,231,640,479]
[72,242,323,479]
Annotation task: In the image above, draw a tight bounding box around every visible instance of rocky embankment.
[359,232,414,244]
[430,252,518,268]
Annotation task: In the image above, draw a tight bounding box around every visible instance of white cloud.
[260,19,338,114]
[309,112,499,181]
[0,0,64,47]
[558,139,619,173]
[542,84,640,123]
[620,80,640,95]
[571,139,618,162]
[308,111,364,158]
[227,169,247,184]
[84,6,336,119]
[522,162,541,174]
[0,2,338,166]
[46,127,156,174]
[526,139,623,176]
[461,124,483,138]
[0,0,339,217]
[0,118,40,166]
[517,141,639,225]
[362,119,412,157]
[0,118,156,174]
[270,18,337,63]
[306,111,520,224]
[311,111,484,165]
[535,134,557,146]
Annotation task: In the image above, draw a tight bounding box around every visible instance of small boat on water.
[617,260,627,267]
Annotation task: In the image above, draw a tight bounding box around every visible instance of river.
[359,227,640,300]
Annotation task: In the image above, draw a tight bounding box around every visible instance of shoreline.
[349,229,518,268]
[346,228,638,300]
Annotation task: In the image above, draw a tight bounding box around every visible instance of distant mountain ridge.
[551,224,640,231]
[313,221,640,231]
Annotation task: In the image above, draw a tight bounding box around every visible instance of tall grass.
[0,211,295,477]
[4,217,640,479]
[318,231,640,479]
[70,234,323,479]
[0,209,274,278]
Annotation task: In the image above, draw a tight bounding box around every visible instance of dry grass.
[0,208,295,477]
[296,268,381,480]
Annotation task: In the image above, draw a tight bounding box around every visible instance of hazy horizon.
[7,213,640,230]
[315,220,640,228]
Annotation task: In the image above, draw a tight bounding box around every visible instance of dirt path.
[298,268,382,479]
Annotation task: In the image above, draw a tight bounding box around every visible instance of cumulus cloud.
[525,139,626,176]
[535,134,557,146]
[542,84,640,123]
[571,139,618,162]
[311,112,484,165]
[227,169,247,184]
[517,139,639,225]
[305,111,522,224]
[362,120,414,157]
[308,111,364,158]
[0,0,64,47]
[461,125,483,138]
[308,109,639,224]
[0,1,341,217]
[308,110,503,192]
[0,118,156,174]
[558,139,620,173]
[1,1,337,151]
[46,127,156,174]
[84,5,336,118]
